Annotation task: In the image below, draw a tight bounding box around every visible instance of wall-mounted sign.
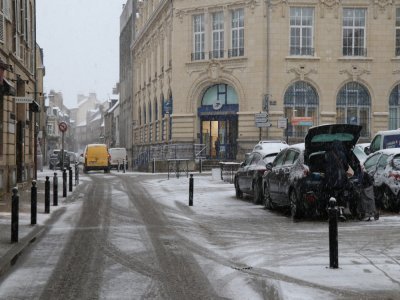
[14,97,34,104]
[292,116,313,126]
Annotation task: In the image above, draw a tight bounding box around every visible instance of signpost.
[255,112,272,141]
[58,122,68,169]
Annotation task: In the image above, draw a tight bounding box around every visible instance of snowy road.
[0,171,400,299]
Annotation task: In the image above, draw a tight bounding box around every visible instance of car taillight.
[304,192,316,203]
[388,171,400,181]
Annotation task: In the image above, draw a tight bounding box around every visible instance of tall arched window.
[336,82,370,137]
[143,104,147,124]
[284,81,319,137]
[389,84,400,130]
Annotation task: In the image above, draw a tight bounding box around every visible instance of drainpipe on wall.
[265,0,272,140]
[33,0,38,180]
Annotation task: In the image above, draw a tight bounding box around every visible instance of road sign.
[58,122,68,133]
[278,117,288,129]
[255,112,269,127]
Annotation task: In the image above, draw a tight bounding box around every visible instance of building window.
[47,124,54,135]
[290,7,314,56]
[210,11,224,59]
[343,8,367,56]
[396,8,400,56]
[389,84,400,129]
[229,8,244,57]
[336,82,370,137]
[192,14,205,61]
[284,81,319,138]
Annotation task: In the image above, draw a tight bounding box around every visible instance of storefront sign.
[291,116,313,126]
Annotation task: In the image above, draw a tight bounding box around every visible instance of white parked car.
[363,148,400,212]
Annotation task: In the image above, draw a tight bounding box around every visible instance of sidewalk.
[0,168,78,277]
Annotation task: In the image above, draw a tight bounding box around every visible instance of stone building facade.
[131,0,400,162]
[0,0,43,196]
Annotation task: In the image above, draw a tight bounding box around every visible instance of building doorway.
[200,116,238,159]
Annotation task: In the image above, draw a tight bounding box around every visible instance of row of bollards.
[11,164,80,243]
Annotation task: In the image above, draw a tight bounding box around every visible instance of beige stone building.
[0,0,43,195]
[131,0,400,163]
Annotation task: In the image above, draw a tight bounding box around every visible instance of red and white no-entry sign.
[58,122,68,132]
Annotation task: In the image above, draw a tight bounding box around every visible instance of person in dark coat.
[215,138,220,159]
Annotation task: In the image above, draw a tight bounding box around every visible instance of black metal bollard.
[53,172,58,206]
[189,174,193,206]
[45,176,50,213]
[63,168,67,197]
[199,158,202,174]
[31,181,37,225]
[123,159,126,173]
[329,197,339,269]
[75,163,79,185]
[11,187,19,243]
[69,166,73,192]
[117,161,120,172]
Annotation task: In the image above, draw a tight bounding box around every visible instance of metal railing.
[134,143,206,167]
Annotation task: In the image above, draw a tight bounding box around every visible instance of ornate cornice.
[286,64,317,80]
[319,0,341,19]
[269,0,288,17]
[373,0,393,19]
[339,64,371,81]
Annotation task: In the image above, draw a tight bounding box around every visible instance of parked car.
[49,149,70,170]
[353,144,368,164]
[109,147,128,170]
[234,141,288,204]
[366,129,400,154]
[363,148,400,212]
[83,144,110,173]
[263,124,363,219]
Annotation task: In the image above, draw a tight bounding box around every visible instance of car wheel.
[235,178,243,199]
[290,190,304,220]
[382,187,393,211]
[253,181,262,205]
[263,184,274,210]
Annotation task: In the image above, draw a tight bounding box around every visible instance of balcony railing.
[209,50,224,59]
[343,47,367,57]
[191,52,205,61]
[290,47,315,56]
[228,48,244,58]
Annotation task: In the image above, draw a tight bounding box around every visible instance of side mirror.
[364,146,370,155]
[266,163,273,171]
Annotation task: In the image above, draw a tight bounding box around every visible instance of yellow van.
[83,144,110,173]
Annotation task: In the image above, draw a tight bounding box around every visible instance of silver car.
[363,148,400,212]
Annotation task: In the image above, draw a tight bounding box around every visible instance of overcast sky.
[36,0,127,109]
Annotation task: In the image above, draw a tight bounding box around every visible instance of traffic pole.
[69,166,73,192]
[63,168,67,197]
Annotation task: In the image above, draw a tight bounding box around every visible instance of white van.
[368,129,400,154]
[109,148,128,170]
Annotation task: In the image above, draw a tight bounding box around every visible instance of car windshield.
[383,134,400,149]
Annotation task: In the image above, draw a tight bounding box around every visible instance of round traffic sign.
[58,122,68,132]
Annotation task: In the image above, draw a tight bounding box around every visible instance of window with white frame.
[290,7,314,56]
[211,11,224,59]
[192,14,205,60]
[343,8,367,56]
[396,8,400,56]
[230,8,244,57]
